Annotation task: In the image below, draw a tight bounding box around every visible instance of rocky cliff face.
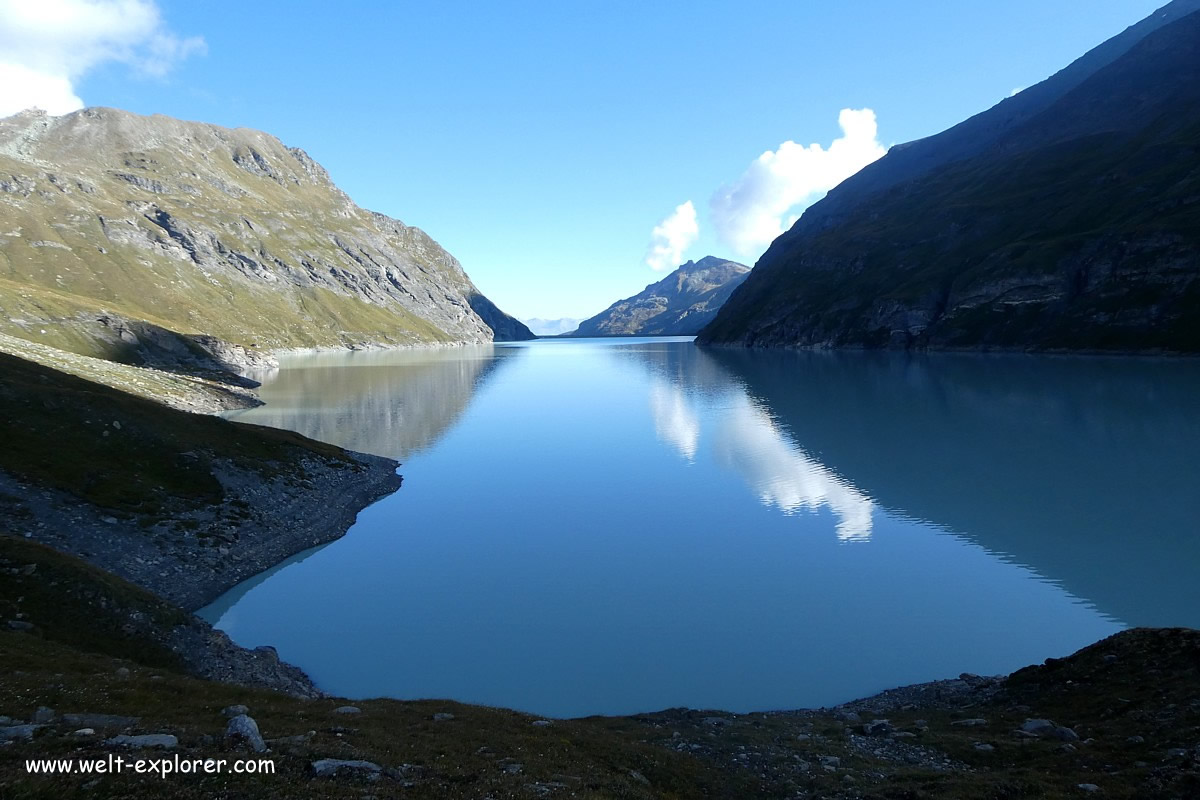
[700,4,1200,353]
[572,256,750,337]
[0,107,531,369]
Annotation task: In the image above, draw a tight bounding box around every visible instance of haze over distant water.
[522,318,581,337]
[202,340,1200,717]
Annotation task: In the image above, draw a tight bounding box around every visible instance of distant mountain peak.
[683,255,735,270]
[570,257,750,337]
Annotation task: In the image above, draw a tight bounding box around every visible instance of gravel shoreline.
[1,451,400,613]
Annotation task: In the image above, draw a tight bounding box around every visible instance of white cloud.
[0,0,205,117]
[645,200,699,272]
[710,108,886,259]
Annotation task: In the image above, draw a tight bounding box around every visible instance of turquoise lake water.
[200,338,1200,717]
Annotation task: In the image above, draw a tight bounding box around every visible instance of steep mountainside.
[701,5,1200,352]
[801,0,1200,228]
[0,107,531,370]
[572,256,749,337]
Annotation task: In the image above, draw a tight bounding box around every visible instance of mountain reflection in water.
[201,338,1199,716]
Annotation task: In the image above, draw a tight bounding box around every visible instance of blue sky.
[0,0,1169,319]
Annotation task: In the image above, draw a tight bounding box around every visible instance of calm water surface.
[200,338,1200,717]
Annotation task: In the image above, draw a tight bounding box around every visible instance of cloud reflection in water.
[647,371,873,541]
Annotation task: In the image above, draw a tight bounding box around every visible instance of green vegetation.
[0,107,524,364]
[0,331,257,410]
[0,185,456,357]
[0,351,351,513]
[0,536,187,669]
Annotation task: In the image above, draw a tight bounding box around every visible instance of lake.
[199,337,1200,718]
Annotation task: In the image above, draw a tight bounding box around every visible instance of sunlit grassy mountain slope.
[0,107,531,368]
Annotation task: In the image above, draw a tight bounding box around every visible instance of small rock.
[107,734,177,749]
[1021,719,1057,735]
[1058,743,1078,753]
[115,667,131,679]
[974,743,995,752]
[100,516,118,525]
[311,759,382,777]
[73,728,96,736]
[842,774,857,784]
[952,718,989,728]
[892,731,917,739]
[1078,784,1100,793]
[32,707,55,724]
[862,719,892,736]
[818,755,840,768]
[1053,726,1081,742]
[333,706,361,715]
[503,762,523,774]
[222,705,250,717]
[833,710,861,723]
[225,714,267,753]
[531,719,553,727]
[1126,735,1145,744]
[6,620,34,632]
[0,725,40,742]
[432,712,455,722]
[628,770,650,785]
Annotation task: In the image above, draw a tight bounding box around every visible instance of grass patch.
[0,351,353,513]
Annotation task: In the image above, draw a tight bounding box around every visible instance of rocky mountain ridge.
[571,256,750,337]
[0,107,531,372]
[700,3,1200,352]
